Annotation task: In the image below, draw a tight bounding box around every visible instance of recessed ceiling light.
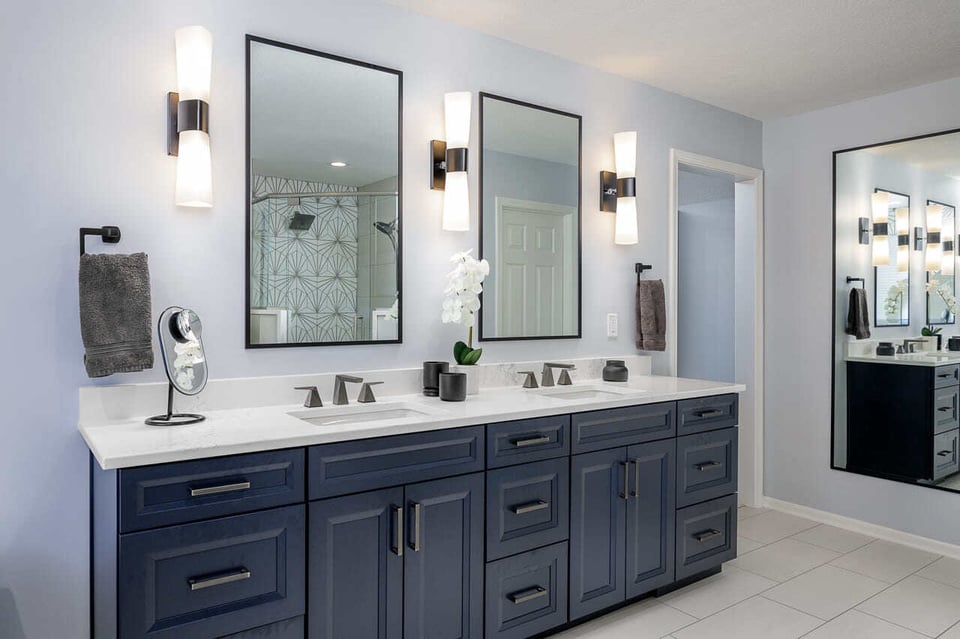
[330,161,348,167]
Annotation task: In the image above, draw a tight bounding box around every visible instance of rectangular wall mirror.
[246,36,402,347]
[478,93,581,341]
[833,128,960,492]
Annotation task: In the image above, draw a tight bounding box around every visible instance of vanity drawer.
[486,458,569,561]
[571,402,676,454]
[934,365,960,389]
[677,394,739,436]
[220,616,304,639]
[118,505,306,639]
[308,426,484,499]
[118,449,305,533]
[487,415,570,468]
[677,428,738,508]
[933,429,960,481]
[485,542,568,639]
[675,494,737,580]
[934,386,960,434]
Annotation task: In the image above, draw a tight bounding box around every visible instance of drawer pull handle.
[188,568,251,591]
[631,459,640,498]
[512,435,551,448]
[620,462,630,500]
[189,481,251,497]
[693,529,722,543]
[409,502,422,552]
[694,409,724,418]
[938,407,954,413]
[508,585,547,604]
[511,500,550,515]
[938,450,953,457]
[392,505,404,557]
[939,372,955,378]
[695,461,723,471]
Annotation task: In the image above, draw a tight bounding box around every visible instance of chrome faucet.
[333,375,364,405]
[541,363,576,387]
[294,386,323,408]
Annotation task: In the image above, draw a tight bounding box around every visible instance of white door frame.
[668,149,765,507]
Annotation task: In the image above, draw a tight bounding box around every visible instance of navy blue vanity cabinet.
[571,402,676,454]
[484,542,569,639]
[625,440,676,599]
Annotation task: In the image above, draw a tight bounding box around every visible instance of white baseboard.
[763,497,960,561]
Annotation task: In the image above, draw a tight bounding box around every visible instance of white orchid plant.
[926,279,960,321]
[884,279,908,318]
[441,249,490,365]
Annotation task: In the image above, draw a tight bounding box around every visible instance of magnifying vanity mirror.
[833,128,960,491]
[246,36,402,347]
[478,93,581,341]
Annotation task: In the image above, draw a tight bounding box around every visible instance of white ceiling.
[864,131,960,179]
[384,0,960,120]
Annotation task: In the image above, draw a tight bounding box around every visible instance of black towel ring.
[80,226,121,255]
[635,262,653,284]
[846,276,865,289]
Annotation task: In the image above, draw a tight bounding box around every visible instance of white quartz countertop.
[80,375,744,470]
[847,353,960,367]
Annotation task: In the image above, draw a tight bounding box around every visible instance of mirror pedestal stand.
[145,382,206,426]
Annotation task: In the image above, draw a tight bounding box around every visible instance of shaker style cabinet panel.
[571,403,676,454]
[677,395,739,436]
[308,488,404,639]
[625,440,676,598]
[487,415,570,468]
[219,617,304,639]
[676,428,738,508]
[485,542,569,639]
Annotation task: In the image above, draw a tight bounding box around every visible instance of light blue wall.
[0,1,761,636]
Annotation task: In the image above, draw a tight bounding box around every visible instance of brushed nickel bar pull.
[189,568,251,591]
[512,435,551,448]
[508,585,547,604]
[410,502,422,552]
[511,500,550,515]
[631,460,640,498]
[190,481,251,497]
[620,462,629,499]
[392,505,404,556]
[693,529,722,543]
[694,461,722,471]
[695,409,724,418]
[938,407,953,412]
[938,450,953,457]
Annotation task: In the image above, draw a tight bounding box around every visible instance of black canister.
[439,372,467,402]
[422,361,449,397]
[602,359,629,382]
[876,342,896,356]
[949,336,960,352]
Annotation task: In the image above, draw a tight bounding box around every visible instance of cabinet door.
[404,473,484,639]
[569,448,627,620]
[625,439,676,598]
[309,488,403,639]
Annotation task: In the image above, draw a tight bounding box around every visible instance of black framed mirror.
[927,199,957,326]
[477,93,582,341]
[245,36,402,347]
[872,188,910,328]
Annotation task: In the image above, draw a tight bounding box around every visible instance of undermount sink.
[537,384,640,401]
[289,403,435,427]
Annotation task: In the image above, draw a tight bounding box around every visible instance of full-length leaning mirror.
[246,36,402,347]
[478,93,582,341]
[833,128,960,492]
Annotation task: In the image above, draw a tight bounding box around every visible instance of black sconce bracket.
[430,140,468,191]
[600,172,636,213]
[167,92,210,157]
[858,217,870,245]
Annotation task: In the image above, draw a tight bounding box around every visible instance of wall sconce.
[925,203,943,272]
[942,217,955,276]
[431,92,471,231]
[167,26,213,208]
[914,227,926,251]
[896,207,910,272]
[600,131,638,245]
[870,191,890,267]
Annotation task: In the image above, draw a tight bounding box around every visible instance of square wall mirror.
[246,36,402,347]
[478,93,582,341]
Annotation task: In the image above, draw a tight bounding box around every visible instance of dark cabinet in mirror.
[833,128,960,492]
[478,93,581,341]
[246,36,402,347]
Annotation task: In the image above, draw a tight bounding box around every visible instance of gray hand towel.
[636,279,667,352]
[79,252,154,378]
[845,287,871,340]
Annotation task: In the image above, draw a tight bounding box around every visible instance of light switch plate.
[606,313,618,338]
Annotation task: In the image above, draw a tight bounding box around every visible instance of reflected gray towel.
[845,287,871,340]
[79,253,154,378]
[636,279,666,352]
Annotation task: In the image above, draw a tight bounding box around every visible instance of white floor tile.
[763,565,887,620]
[549,599,696,639]
[802,610,928,639]
[856,576,960,637]
[738,536,764,554]
[940,621,960,638]
[791,524,875,553]
[672,596,821,639]
[915,556,960,589]
[831,540,939,583]
[738,510,818,544]
[658,565,777,619]
[738,506,768,521]
[731,538,841,582]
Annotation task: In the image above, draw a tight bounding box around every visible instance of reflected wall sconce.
[600,131,638,245]
[942,216,955,276]
[870,191,889,267]
[925,202,944,272]
[431,92,471,231]
[167,26,213,208]
[914,227,925,251]
[896,207,910,272]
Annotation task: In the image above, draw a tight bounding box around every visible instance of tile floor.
[552,507,960,639]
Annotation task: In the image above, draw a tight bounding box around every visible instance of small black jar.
[602,360,629,382]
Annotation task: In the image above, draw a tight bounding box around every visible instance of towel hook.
[80,226,121,256]
[635,262,653,285]
[846,276,865,289]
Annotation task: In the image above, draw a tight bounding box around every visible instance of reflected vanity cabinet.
[91,395,738,639]
[847,362,960,482]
